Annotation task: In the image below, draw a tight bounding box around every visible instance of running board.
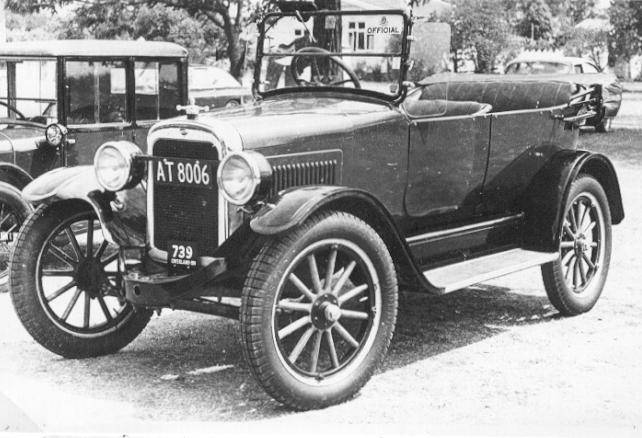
[424,249,559,293]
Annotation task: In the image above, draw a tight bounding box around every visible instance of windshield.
[257,11,406,98]
[506,61,570,75]
[189,67,241,90]
[0,59,57,123]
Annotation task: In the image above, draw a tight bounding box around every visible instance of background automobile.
[505,55,622,132]
[0,40,188,282]
[9,6,623,411]
[189,65,252,108]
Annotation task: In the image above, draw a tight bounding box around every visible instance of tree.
[441,0,511,73]
[516,0,554,41]
[54,3,221,63]
[563,27,608,69]
[607,0,642,78]
[6,0,253,79]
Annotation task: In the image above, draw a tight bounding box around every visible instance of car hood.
[192,94,394,149]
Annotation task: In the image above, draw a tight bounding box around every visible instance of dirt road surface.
[1,92,641,436]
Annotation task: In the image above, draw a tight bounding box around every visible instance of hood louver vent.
[269,160,337,198]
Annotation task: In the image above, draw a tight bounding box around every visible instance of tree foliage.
[607,0,642,64]
[6,0,253,78]
[441,0,511,73]
[516,0,554,41]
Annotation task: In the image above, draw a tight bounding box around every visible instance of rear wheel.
[541,176,611,315]
[240,211,398,410]
[10,201,151,358]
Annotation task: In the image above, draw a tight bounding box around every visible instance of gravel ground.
[1,94,642,436]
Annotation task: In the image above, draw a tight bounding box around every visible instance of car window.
[65,60,127,125]
[506,61,569,74]
[583,63,599,73]
[574,64,583,74]
[0,59,57,122]
[135,61,181,121]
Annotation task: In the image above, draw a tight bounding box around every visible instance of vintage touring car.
[0,40,188,280]
[10,5,623,410]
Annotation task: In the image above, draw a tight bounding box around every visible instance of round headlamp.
[94,141,143,192]
[45,123,67,147]
[217,151,272,205]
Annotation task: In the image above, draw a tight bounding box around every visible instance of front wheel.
[240,211,398,410]
[10,201,151,358]
[541,176,612,316]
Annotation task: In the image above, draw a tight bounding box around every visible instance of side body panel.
[404,115,490,224]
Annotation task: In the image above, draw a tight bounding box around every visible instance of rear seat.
[404,99,492,117]
[417,78,576,113]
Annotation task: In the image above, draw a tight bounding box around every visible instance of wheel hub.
[575,234,590,254]
[75,259,107,297]
[311,293,340,330]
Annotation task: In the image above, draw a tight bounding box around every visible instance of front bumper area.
[123,255,228,306]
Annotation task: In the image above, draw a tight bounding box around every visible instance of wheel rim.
[0,201,21,282]
[560,192,606,294]
[35,211,134,337]
[271,239,381,385]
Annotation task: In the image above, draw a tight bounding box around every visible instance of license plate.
[168,240,199,271]
[154,158,214,188]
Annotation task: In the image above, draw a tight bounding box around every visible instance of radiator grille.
[269,160,337,198]
[151,139,219,254]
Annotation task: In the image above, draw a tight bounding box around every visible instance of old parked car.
[505,55,622,132]
[0,39,188,280]
[189,65,252,108]
[10,6,623,410]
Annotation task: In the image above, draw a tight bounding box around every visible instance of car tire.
[595,117,612,133]
[239,211,398,410]
[0,182,32,286]
[225,100,240,108]
[541,176,612,316]
[10,200,151,358]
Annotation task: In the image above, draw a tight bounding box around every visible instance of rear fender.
[250,186,441,293]
[522,150,624,251]
[22,166,146,246]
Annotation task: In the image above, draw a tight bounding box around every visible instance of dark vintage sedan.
[0,39,188,280]
[505,55,622,132]
[10,6,623,410]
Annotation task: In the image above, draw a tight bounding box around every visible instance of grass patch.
[578,128,642,167]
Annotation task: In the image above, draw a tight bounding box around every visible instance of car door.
[402,86,490,224]
[63,58,136,167]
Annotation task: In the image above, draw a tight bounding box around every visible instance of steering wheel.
[0,101,26,120]
[290,47,361,89]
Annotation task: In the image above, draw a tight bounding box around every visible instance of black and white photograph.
[0,0,639,436]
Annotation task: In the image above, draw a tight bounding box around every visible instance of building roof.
[342,0,407,10]
[0,40,188,58]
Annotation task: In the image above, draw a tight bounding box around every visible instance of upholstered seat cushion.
[405,99,491,117]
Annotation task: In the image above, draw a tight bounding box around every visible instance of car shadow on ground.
[11,283,559,422]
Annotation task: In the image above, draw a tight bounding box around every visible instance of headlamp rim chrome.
[216,151,271,206]
[44,123,67,147]
[93,141,143,192]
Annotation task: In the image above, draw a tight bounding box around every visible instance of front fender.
[521,150,624,251]
[250,185,443,294]
[22,166,146,247]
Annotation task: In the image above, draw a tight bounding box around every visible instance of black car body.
[12,7,623,410]
[0,40,188,278]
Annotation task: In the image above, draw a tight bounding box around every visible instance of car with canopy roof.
[9,2,624,410]
[0,39,188,281]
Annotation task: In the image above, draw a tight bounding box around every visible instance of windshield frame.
[254,8,412,103]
